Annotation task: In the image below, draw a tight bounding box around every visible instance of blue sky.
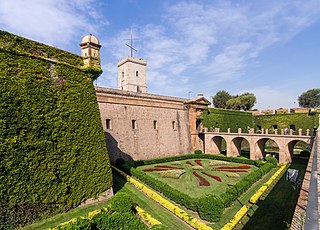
[1,0,320,109]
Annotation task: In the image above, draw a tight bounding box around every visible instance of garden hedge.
[0,30,112,228]
[126,155,274,222]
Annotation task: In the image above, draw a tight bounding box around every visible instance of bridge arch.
[211,136,227,155]
[287,139,309,161]
[254,138,280,161]
[228,136,250,158]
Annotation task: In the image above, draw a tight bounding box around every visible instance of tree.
[212,90,232,108]
[226,97,242,110]
[298,88,320,108]
[239,93,256,111]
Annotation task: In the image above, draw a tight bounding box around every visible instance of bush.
[197,195,224,222]
[266,157,278,166]
[194,149,203,154]
[93,212,147,230]
[110,192,133,213]
[56,218,93,230]
[128,157,274,222]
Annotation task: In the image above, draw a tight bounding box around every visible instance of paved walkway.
[304,130,319,230]
[290,131,319,230]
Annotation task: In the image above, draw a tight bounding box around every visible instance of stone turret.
[80,34,101,68]
[118,57,147,93]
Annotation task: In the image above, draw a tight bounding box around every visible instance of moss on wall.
[253,112,319,133]
[201,108,253,132]
[0,31,112,228]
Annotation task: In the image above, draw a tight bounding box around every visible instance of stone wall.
[96,87,194,162]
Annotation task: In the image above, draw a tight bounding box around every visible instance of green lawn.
[24,173,192,230]
[242,157,308,230]
[23,199,112,230]
[113,173,192,230]
[23,157,294,230]
[211,166,279,229]
[137,159,258,198]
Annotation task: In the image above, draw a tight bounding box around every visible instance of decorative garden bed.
[121,154,275,222]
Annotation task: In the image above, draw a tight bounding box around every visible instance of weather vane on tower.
[125,30,138,57]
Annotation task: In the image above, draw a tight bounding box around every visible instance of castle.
[80,34,210,162]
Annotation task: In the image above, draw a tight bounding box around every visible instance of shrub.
[93,212,147,230]
[221,187,238,207]
[56,218,92,230]
[194,149,203,154]
[197,195,224,222]
[266,157,278,166]
[110,192,133,213]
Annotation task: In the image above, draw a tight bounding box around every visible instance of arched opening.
[287,140,310,161]
[265,139,279,160]
[229,137,250,158]
[211,136,227,155]
[255,138,279,161]
[241,138,250,159]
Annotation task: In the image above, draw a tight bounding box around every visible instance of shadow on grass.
[242,157,308,230]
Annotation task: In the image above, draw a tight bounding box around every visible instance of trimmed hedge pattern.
[112,167,212,230]
[127,155,273,222]
[0,30,112,228]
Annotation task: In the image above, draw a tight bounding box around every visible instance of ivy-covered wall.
[253,112,319,133]
[0,31,112,228]
[201,108,253,132]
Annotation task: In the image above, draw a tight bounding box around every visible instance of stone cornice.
[117,57,147,67]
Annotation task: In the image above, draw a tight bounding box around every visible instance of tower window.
[153,120,158,129]
[136,71,138,77]
[172,121,176,130]
[106,119,111,129]
[122,72,124,78]
[132,120,137,129]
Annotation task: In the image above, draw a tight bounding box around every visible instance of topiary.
[266,156,278,166]
[110,192,133,213]
[197,194,224,222]
[194,149,203,154]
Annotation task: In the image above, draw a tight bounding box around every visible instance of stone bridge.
[202,128,312,163]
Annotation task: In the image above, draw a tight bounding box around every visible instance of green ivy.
[253,113,319,134]
[201,108,253,132]
[0,31,112,229]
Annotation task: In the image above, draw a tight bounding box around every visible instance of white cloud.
[100,0,320,99]
[0,0,105,48]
